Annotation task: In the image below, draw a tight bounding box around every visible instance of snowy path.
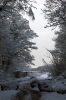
[40,92,66,100]
[0,91,66,100]
[0,90,19,100]
[0,72,66,100]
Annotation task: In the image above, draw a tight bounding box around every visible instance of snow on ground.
[0,70,66,100]
[0,76,31,90]
[28,71,51,80]
[0,90,19,100]
[51,76,66,92]
[40,92,66,100]
[36,72,50,80]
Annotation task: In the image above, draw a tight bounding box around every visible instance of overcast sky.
[24,0,55,68]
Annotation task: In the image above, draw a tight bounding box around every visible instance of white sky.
[24,0,55,68]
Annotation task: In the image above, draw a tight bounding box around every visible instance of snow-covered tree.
[10,14,38,71]
[0,0,38,72]
[0,17,14,71]
[43,0,66,75]
[0,10,38,72]
[0,0,36,20]
[43,0,66,28]
[0,0,37,70]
